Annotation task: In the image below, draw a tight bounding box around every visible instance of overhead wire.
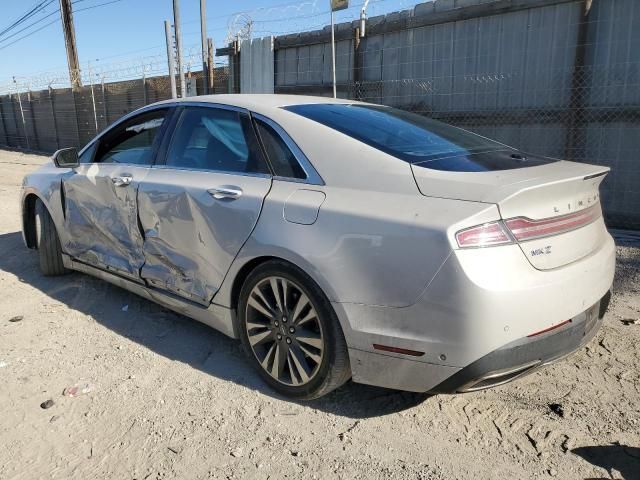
[0,0,55,39]
[0,5,60,46]
[0,0,124,52]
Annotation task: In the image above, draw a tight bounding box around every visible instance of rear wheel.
[35,199,68,276]
[238,260,350,400]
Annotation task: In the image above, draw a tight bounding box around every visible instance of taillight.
[455,221,512,248]
[455,204,602,248]
[505,204,601,242]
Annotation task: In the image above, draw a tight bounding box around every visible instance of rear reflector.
[527,319,572,338]
[505,204,601,242]
[373,344,425,357]
[455,222,511,248]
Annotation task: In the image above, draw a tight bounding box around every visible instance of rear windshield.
[284,104,554,172]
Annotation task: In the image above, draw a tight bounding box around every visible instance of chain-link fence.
[0,67,231,153]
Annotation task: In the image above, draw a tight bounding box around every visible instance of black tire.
[238,260,351,400]
[35,199,68,276]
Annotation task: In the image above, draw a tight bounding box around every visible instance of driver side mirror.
[52,147,79,168]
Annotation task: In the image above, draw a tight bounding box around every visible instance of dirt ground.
[1,149,639,480]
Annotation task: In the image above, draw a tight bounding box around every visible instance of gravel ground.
[1,150,639,480]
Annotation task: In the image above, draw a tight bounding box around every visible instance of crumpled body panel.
[63,164,148,278]
[137,168,271,304]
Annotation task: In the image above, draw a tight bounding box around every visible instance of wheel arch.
[219,248,344,336]
[227,253,337,308]
[22,192,42,249]
[228,255,280,312]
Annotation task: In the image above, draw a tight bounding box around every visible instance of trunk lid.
[411,159,610,270]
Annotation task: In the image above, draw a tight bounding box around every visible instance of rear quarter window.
[255,119,306,179]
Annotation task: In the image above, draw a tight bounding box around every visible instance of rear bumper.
[337,231,615,393]
[345,290,610,393]
[431,290,610,393]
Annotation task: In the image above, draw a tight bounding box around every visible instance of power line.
[0,1,54,39]
[0,4,59,45]
[0,19,59,53]
[74,0,124,13]
[0,0,124,53]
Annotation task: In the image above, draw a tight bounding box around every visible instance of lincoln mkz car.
[21,95,614,399]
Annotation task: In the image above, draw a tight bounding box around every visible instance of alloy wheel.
[245,276,325,386]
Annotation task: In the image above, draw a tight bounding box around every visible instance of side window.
[79,141,98,164]
[93,109,167,165]
[166,107,269,174]
[255,120,307,180]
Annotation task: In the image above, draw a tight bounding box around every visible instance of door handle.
[208,186,243,200]
[112,174,133,187]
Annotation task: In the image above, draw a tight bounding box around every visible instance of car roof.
[153,94,355,115]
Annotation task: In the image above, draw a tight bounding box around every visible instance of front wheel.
[238,260,351,400]
[34,199,68,276]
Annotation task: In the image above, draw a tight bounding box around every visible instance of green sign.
[330,0,349,12]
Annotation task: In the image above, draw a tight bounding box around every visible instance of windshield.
[284,104,555,172]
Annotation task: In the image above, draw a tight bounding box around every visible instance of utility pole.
[164,20,177,99]
[59,0,82,89]
[330,10,337,98]
[207,38,215,93]
[200,0,209,95]
[172,0,186,97]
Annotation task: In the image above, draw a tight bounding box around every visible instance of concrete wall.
[241,36,275,94]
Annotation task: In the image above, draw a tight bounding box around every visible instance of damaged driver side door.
[62,108,171,280]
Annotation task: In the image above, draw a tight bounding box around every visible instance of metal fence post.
[0,98,8,147]
[13,79,30,150]
[101,76,108,127]
[230,40,241,94]
[88,62,98,133]
[142,68,147,105]
[353,27,362,100]
[27,87,40,151]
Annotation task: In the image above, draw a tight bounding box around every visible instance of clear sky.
[0,0,414,91]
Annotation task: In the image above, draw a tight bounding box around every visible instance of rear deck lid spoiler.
[411,159,609,220]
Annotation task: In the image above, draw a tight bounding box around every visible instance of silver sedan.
[20,95,615,399]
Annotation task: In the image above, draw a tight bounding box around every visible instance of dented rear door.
[137,105,272,305]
